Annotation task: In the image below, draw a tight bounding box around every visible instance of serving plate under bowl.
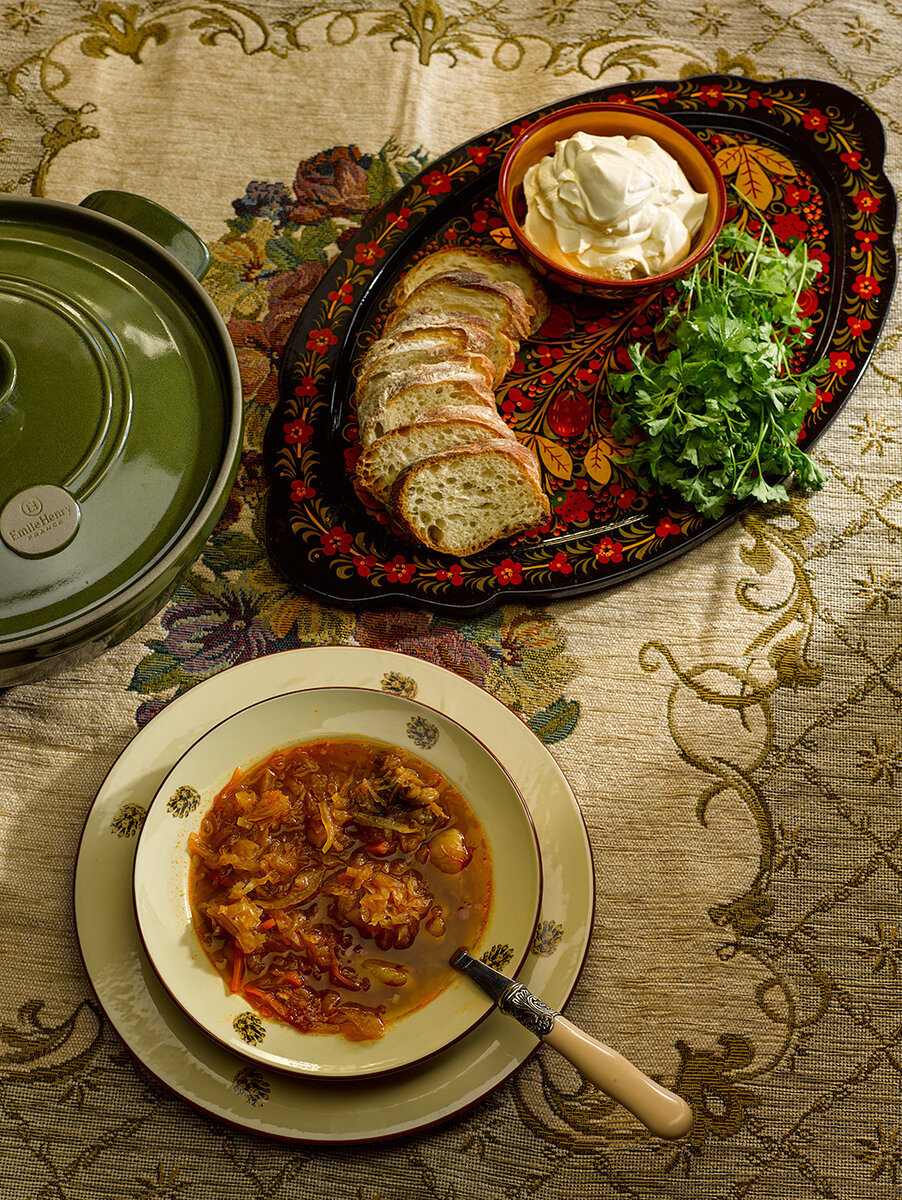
[74,647,594,1143]
[264,75,896,614]
[133,685,542,1078]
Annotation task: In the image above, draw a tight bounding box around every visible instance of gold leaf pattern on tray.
[265,76,895,610]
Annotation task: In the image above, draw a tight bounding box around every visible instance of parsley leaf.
[608,219,828,519]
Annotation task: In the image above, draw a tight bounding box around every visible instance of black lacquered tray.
[264,75,896,613]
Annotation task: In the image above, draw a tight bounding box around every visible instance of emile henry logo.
[8,495,67,537]
[0,484,81,557]
[20,496,45,518]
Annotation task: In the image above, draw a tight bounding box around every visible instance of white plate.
[75,647,594,1143]
[133,686,542,1077]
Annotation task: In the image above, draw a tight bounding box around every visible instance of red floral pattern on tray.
[263,76,896,613]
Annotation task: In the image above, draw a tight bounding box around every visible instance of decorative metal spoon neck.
[450,949,514,1006]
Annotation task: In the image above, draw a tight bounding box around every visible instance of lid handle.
[79,191,211,281]
[0,338,16,409]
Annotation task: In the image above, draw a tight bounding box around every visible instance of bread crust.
[415,404,515,433]
[355,350,493,410]
[381,307,516,381]
[355,406,515,503]
[390,247,550,334]
[355,327,470,386]
[390,270,534,341]
[388,439,551,556]
[356,354,494,418]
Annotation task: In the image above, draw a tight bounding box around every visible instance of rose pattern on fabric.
[128,143,581,746]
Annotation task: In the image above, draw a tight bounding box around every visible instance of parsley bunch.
[608,221,828,519]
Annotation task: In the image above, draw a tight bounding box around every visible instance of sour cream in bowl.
[499,102,726,300]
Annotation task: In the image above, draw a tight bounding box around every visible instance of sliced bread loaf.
[356,345,496,412]
[388,270,534,342]
[390,247,550,334]
[417,403,515,431]
[389,438,550,557]
[355,405,515,504]
[359,369,497,447]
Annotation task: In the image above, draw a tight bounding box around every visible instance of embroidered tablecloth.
[2,3,901,1197]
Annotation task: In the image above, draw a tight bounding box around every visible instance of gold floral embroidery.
[855,923,902,976]
[131,1164,190,1200]
[673,1035,761,1148]
[773,823,813,875]
[844,15,882,53]
[367,0,482,67]
[856,734,902,787]
[691,3,729,36]
[537,0,580,27]
[854,566,902,612]
[3,0,44,34]
[78,2,169,64]
[850,412,899,456]
[854,1124,902,1182]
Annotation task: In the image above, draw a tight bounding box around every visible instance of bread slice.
[356,327,471,387]
[419,402,514,431]
[381,308,516,384]
[388,270,534,342]
[356,357,496,439]
[355,341,496,410]
[355,405,515,504]
[390,247,550,335]
[389,439,550,557]
[359,368,497,447]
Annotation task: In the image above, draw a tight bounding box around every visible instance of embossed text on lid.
[0,484,81,558]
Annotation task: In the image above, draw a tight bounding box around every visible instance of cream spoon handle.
[450,952,693,1141]
[543,1015,693,1140]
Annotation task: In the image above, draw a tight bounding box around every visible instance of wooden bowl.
[498,102,726,300]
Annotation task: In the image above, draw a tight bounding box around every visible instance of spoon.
[451,949,693,1140]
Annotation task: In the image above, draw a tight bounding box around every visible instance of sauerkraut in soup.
[188,737,492,1042]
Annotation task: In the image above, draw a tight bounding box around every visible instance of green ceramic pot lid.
[0,193,242,669]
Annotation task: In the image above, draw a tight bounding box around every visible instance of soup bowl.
[498,101,726,301]
[133,686,542,1078]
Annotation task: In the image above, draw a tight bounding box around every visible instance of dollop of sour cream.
[522,131,709,280]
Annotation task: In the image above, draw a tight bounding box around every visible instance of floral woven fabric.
[1,3,901,1198]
